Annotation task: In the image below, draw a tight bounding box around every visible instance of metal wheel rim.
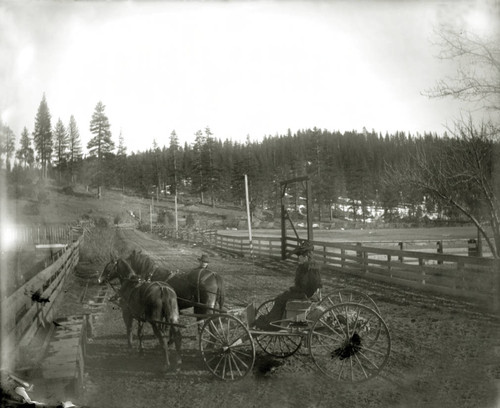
[308,302,391,383]
[199,315,255,381]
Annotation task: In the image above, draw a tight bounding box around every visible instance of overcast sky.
[1,0,498,153]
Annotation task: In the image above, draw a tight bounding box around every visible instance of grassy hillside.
[3,180,248,229]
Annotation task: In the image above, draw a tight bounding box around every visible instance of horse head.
[98,258,118,285]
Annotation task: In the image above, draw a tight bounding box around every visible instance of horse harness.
[105,262,169,324]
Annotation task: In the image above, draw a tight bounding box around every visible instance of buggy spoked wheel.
[255,299,275,319]
[199,315,255,380]
[317,289,382,346]
[255,332,303,358]
[254,299,303,357]
[308,302,391,383]
[318,289,380,314]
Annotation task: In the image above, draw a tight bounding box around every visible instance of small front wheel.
[308,302,391,383]
[199,314,255,381]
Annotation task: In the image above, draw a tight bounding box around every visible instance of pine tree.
[16,127,34,168]
[88,101,114,159]
[33,94,52,178]
[68,115,82,183]
[88,101,114,197]
[116,130,127,192]
[117,130,127,156]
[53,118,69,181]
[169,130,179,195]
[0,120,16,171]
[192,130,207,203]
[0,120,15,170]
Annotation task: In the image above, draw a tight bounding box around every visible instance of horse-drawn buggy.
[98,248,391,383]
[198,289,391,382]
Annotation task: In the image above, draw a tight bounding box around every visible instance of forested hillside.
[8,126,479,223]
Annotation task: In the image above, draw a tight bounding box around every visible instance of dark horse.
[98,258,182,370]
[127,250,225,319]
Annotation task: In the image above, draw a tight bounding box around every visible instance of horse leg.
[137,320,145,355]
[123,311,134,349]
[170,326,183,366]
[194,306,204,335]
[151,323,170,370]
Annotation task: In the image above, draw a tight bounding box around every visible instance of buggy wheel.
[254,299,303,357]
[255,299,275,319]
[318,289,382,346]
[255,332,303,358]
[199,315,255,381]
[318,289,380,314]
[308,302,391,383]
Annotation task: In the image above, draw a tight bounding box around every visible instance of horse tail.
[159,284,181,349]
[215,274,225,311]
[159,284,179,324]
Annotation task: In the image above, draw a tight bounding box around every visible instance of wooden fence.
[154,226,499,306]
[314,240,499,304]
[13,223,87,246]
[0,236,82,371]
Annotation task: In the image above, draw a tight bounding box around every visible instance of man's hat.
[198,254,209,263]
[291,240,315,256]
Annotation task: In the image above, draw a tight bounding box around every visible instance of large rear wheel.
[318,289,380,314]
[308,302,391,383]
[199,315,255,381]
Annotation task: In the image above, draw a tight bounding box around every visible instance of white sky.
[1,0,498,153]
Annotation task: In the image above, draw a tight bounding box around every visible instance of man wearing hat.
[197,254,209,269]
[191,254,210,277]
[255,240,322,330]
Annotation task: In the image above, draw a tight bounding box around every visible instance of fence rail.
[152,225,499,306]
[11,223,88,246]
[1,236,82,371]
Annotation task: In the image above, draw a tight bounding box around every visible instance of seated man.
[255,240,322,331]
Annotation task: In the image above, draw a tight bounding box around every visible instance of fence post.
[398,242,404,262]
[419,258,425,285]
[437,240,443,265]
[356,243,363,259]
[468,239,478,257]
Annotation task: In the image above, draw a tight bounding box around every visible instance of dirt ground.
[56,228,499,408]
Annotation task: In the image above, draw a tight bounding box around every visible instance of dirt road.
[78,228,499,408]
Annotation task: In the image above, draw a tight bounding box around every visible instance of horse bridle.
[99,260,122,298]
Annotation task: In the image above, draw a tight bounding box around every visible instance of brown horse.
[98,258,182,370]
[127,250,225,318]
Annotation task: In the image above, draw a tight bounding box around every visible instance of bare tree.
[424,27,500,112]
[387,117,499,258]
[389,27,500,257]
